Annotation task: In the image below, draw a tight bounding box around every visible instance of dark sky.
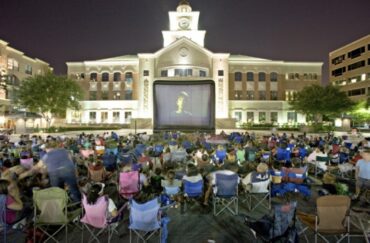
[0,0,369,83]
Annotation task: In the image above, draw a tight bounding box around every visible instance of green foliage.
[289,84,355,123]
[17,72,84,126]
[349,100,370,123]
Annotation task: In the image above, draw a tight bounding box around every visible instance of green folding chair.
[33,187,81,243]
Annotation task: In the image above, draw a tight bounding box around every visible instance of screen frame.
[153,80,215,131]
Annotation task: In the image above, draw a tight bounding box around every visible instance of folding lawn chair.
[243,172,271,211]
[119,171,140,199]
[213,173,239,216]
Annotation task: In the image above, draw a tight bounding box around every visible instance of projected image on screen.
[154,82,214,129]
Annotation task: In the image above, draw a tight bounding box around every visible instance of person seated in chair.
[0,179,23,224]
[86,183,117,219]
[242,162,270,192]
[203,163,239,206]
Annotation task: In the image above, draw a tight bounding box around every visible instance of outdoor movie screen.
[153,81,215,130]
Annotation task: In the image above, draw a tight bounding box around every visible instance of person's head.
[86,183,104,205]
[186,163,199,176]
[167,170,175,180]
[0,179,10,194]
[256,162,269,174]
[201,154,209,162]
[154,167,162,176]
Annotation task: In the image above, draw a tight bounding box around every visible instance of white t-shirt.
[108,198,117,216]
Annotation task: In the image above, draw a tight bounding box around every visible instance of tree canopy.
[289,84,355,123]
[17,72,84,126]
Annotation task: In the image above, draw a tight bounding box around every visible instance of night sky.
[0,0,369,83]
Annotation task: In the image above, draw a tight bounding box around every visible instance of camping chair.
[243,172,271,211]
[129,197,162,243]
[183,179,203,212]
[314,156,329,176]
[0,194,28,243]
[119,171,140,199]
[276,147,291,165]
[80,194,126,243]
[33,187,81,243]
[213,173,239,216]
[297,195,351,243]
[245,201,298,242]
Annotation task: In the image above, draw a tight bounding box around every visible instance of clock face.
[178,18,190,30]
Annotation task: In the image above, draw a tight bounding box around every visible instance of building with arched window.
[66,1,322,130]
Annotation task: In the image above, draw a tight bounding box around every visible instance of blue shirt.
[356,159,370,179]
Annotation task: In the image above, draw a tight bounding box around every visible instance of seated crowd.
[0,130,369,239]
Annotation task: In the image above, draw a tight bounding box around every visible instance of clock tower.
[162,0,206,47]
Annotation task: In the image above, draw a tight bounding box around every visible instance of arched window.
[102,72,109,82]
[270,72,278,82]
[247,72,254,81]
[258,72,266,81]
[113,72,121,81]
[90,72,97,81]
[234,72,242,81]
[125,72,133,80]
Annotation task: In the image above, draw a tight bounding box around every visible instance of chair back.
[250,172,270,193]
[129,198,160,232]
[95,145,105,155]
[20,158,34,169]
[316,156,328,162]
[119,171,140,199]
[277,148,290,161]
[164,185,180,196]
[88,166,105,183]
[81,195,108,228]
[271,201,297,237]
[332,144,340,155]
[316,195,350,231]
[286,166,307,184]
[183,179,203,197]
[33,187,68,224]
[215,173,238,197]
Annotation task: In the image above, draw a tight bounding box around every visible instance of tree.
[289,84,355,123]
[17,72,84,128]
[349,100,370,125]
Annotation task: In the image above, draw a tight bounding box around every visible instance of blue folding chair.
[183,179,203,212]
[213,173,239,216]
[129,198,162,243]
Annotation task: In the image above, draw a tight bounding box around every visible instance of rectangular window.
[89,91,97,100]
[348,60,365,71]
[259,91,266,100]
[348,88,366,96]
[124,111,132,123]
[247,112,254,123]
[287,112,297,123]
[161,70,168,77]
[270,112,278,123]
[101,112,108,123]
[143,70,149,76]
[113,112,120,123]
[234,111,242,122]
[246,91,254,100]
[218,70,224,76]
[331,54,345,65]
[25,64,32,75]
[101,91,109,100]
[89,112,96,122]
[270,91,278,100]
[259,112,266,123]
[331,67,346,77]
[199,70,207,77]
[348,46,365,59]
